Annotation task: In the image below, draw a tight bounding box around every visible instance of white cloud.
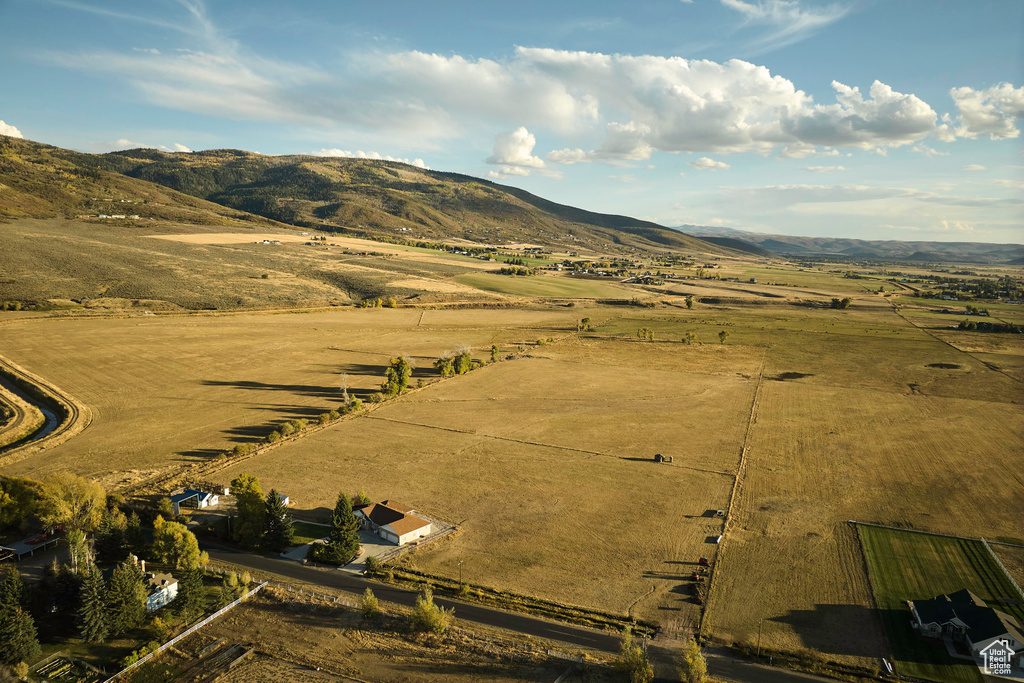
[690,157,731,170]
[803,165,845,172]
[949,83,1024,139]
[45,3,953,161]
[720,0,850,52]
[485,127,545,168]
[911,143,948,157]
[0,120,23,138]
[778,142,840,158]
[487,166,531,179]
[994,179,1024,190]
[94,138,192,153]
[313,148,427,168]
[962,164,986,171]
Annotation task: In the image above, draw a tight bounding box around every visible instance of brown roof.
[359,503,406,527]
[380,500,414,514]
[385,514,431,537]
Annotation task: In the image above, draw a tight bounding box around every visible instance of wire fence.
[101,581,267,683]
[981,537,1024,601]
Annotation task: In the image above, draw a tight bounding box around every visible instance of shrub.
[360,588,380,618]
[278,423,295,437]
[328,409,341,420]
[266,431,280,444]
[410,587,453,635]
[317,412,331,425]
[364,556,381,575]
[232,443,255,456]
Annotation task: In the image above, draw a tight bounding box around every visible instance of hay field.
[455,272,637,298]
[702,306,1024,667]
[0,306,582,486]
[217,339,754,623]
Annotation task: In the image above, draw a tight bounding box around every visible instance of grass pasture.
[455,272,636,298]
[858,525,1024,683]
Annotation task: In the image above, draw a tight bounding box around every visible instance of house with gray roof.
[908,589,1024,665]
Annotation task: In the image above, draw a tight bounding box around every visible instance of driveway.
[343,530,395,573]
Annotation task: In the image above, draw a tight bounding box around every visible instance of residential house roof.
[379,500,414,514]
[910,590,1024,646]
[385,515,431,537]
[146,572,177,594]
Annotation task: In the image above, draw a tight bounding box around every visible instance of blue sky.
[1,0,1022,243]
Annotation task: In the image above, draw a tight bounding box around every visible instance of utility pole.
[458,559,463,586]
[757,618,763,659]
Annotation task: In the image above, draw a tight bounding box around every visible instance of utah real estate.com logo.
[981,639,1015,676]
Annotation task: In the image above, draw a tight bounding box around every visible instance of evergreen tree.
[52,563,83,614]
[94,507,128,564]
[262,490,294,552]
[174,567,205,622]
[328,492,361,563]
[106,560,146,637]
[0,569,26,611]
[0,606,40,666]
[77,565,108,643]
[125,511,146,555]
[230,474,265,549]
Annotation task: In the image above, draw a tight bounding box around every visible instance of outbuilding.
[169,488,219,516]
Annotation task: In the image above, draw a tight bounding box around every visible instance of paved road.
[202,542,622,652]
[203,542,842,683]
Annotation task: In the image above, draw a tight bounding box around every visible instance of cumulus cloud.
[949,83,1024,139]
[0,120,23,138]
[313,148,427,168]
[46,2,954,162]
[720,0,850,52]
[962,164,986,171]
[485,127,545,168]
[690,157,731,171]
[804,165,845,172]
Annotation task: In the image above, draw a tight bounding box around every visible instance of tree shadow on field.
[201,379,348,399]
[771,605,895,659]
[176,448,228,461]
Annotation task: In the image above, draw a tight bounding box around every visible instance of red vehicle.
[698,557,710,566]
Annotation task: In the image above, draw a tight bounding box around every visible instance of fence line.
[102,581,267,683]
[849,521,982,542]
[981,538,1024,601]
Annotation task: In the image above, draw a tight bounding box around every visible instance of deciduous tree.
[152,515,206,569]
[231,474,265,549]
[39,472,105,532]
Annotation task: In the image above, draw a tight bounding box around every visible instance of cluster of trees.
[957,319,1021,333]
[230,474,295,552]
[265,418,309,445]
[381,356,413,397]
[577,317,592,332]
[964,304,989,315]
[434,347,480,378]
[830,297,852,309]
[0,473,230,672]
[356,297,398,308]
[503,257,528,266]
[498,266,536,276]
[637,328,654,341]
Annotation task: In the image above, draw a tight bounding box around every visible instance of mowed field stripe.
[363,414,733,476]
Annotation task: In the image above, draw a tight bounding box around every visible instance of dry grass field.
[161,589,578,683]
[216,339,754,627]
[703,303,1023,668]
[1,253,1020,676]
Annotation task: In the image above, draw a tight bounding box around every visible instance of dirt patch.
[926,363,961,369]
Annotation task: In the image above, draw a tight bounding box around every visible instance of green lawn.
[292,520,329,545]
[858,525,1024,683]
[455,272,633,298]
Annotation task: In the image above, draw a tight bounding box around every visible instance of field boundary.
[102,581,268,682]
[980,538,1024,601]
[699,344,768,640]
[850,521,1024,549]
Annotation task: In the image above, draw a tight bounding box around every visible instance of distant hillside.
[38,145,743,256]
[684,225,1024,264]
